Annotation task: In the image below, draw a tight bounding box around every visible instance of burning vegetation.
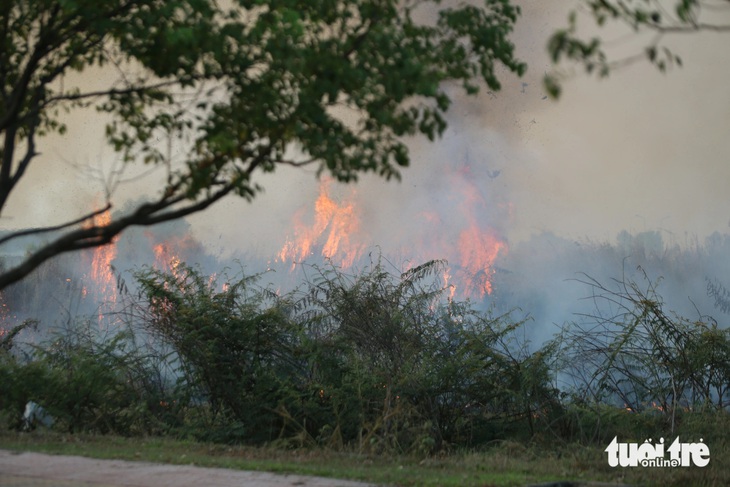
[277,178,508,300]
[278,180,366,270]
[82,210,118,314]
[1,206,729,469]
[1,246,728,465]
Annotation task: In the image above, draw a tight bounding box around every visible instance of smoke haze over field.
[183,1,730,254]
[2,1,730,335]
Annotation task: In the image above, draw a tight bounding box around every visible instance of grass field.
[1,431,727,486]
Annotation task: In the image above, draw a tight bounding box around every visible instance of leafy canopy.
[0,0,524,289]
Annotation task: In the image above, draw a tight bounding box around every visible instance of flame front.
[149,236,193,287]
[152,242,183,275]
[457,226,506,296]
[278,170,508,300]
[451,170,507,297]
[279,180,365,269]
[85,209,118,310]
[147,231,213,289]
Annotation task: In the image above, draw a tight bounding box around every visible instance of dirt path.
[0,450,381,487]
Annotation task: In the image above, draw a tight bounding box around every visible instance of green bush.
[15,258,727,454]
[133,264,303,443]
[123,259,562,451]
[280,259,561,452]
[0,318,172,435]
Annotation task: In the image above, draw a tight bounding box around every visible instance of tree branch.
[0,202,112,247]
[0,124,19,211]
[274,157,317,167]
[42,80,183,107]
[0,141,269,290]
[652,23,730,33]
[9,106,39,188]
[0,184,234,290]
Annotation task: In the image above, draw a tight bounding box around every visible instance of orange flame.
[451,171,508,297]
[151,241,191,290]
[443,269,456,301]
[152,242,182,274]
[84,209,118,311]
[277,169,508,300]
[148,232,210,288]
[279,180,366,268]
[456,226,506,296]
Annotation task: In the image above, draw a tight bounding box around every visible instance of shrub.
[132,264,302,443]
[0,318,164,434]
[287,258,561,452]
[551,269,730,444]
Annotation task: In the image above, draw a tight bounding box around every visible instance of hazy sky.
[4,1,729,262]
[503,1,730,244]
[192,0,730,258]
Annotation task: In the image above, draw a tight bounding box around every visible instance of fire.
[456,226,506,296]
[450,170,508,297]
[443,269,456,301]
[147,231,202,270]
[147,232,210,288]
[84,209,118,310]
[279,180,366,269]
[277,170,508,300]
[150,241,190,289]
[152,242,183,274]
